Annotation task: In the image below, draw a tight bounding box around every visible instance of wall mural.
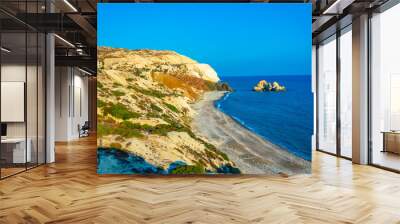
[97,3,312,175]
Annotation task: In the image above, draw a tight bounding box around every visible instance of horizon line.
[220,74,311,77]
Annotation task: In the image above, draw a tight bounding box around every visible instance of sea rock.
[253,80,285,92]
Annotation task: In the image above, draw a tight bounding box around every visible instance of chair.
[79,121,90,138]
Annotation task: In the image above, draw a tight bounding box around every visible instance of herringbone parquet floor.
[1,136,400,224]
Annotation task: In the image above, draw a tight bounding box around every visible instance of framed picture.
[97,3,312,175]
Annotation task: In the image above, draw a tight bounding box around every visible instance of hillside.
[97,47,239,174]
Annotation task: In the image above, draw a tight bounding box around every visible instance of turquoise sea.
[215,75,313,161]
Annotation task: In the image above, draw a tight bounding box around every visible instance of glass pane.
[1,31,27,177]
[340,28,352,158]
[27,31,38,169]
[318,35,337,154]
[38,33,45,165]
[371,3,400,171]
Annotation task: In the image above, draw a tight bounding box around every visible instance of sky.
[98,3,311,77]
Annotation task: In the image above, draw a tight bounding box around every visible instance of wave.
[231,115,256,132]
[222,92,231,101]
[215,92,230,109]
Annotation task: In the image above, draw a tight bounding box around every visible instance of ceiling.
[311,0,392,43]
[1,0,397,73]
[0,0,97,74]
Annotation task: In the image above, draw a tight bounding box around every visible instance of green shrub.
[97,123,113,137]
[217,151,229,161]
[190,133,229,161]
[115,121,186,137]
[164,103,179,113]
[150,104,162,112]
[97,81,103,89]
[142,89,166,98]
[147,111,160,118]
[119,121,163,136]
[115,125,143,138]
[161,114,176,124]
[97,99,106,108]
[205,149,218,160]
[130,124,172,136]
[113,82,122,87]
[170,165,205,174]
[98,121,143,138]
[103,103,140,120]
[195,159,207,168]
[120,121,143,130]
[131,86,167,98]
[126,78,134,82]
[111,90,125,97]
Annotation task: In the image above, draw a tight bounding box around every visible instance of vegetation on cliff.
[97,47,238,174]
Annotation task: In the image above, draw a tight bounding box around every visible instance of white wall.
[1,63,46,164]
[1,64,26,139]
[55,67,89,141]
[55,67,70,141]
[1,65,39,137]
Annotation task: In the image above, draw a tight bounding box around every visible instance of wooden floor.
[1,136,400,223]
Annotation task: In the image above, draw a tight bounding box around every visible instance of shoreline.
[214,91,310,161]
[191,91,311,175]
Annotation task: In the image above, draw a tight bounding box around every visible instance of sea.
[215,75,313,161]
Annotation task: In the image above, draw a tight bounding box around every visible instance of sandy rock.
[253,80,285,92]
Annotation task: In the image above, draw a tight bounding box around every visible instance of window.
[339,27,352,158]
[0,2,46,179]
[370,2,400,171]
[317,35,337,154]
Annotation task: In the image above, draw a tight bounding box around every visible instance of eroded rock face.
[253,80,285,92]
[97,47,239,173]
[189,63,220,83]
[216,82,233,92]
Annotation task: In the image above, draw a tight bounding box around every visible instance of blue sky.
[98,3,311,76]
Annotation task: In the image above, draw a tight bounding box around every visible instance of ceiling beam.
[55,55,96,71]
[67,13,97,46]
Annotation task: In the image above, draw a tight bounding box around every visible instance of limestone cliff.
[97,47,238,174]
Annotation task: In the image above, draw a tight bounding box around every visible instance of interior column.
[352,14,369,164]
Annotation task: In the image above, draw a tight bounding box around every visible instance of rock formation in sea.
[97,47,239,174]
[253,80,286,92]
